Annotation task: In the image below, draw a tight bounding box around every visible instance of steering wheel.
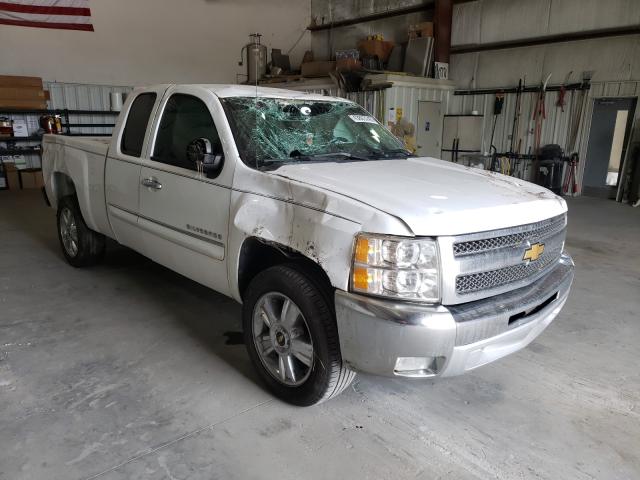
[329,136,351,145]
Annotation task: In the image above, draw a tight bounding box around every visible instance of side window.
[121,93,157,157]
[152,94,221,171]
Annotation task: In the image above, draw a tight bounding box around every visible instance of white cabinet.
[441,115,483,162]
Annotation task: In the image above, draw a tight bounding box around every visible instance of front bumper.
[335,253,574,377]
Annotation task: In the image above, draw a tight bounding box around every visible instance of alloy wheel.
[252,292,314,386]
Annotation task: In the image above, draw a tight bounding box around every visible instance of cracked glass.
[221,97,411,170]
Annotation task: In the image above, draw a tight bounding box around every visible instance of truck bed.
[43,134,111,156]
[42,134,113,238]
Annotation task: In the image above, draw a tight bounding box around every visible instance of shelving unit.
[0,108,119,190]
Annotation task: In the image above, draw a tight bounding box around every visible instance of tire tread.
[243,263,355,405]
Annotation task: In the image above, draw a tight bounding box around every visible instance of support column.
[434,0,453,64]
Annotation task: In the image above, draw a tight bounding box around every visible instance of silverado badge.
[523,242,545,263]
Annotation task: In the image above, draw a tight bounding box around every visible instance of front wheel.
[243,264,355,406]
[57,195,105,267]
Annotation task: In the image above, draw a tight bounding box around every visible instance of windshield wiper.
[290,152,371,162]
[368,148,415,158]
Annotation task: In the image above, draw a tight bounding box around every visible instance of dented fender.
[227,165,412,302]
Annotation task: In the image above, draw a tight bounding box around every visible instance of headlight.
[350,233,440,303]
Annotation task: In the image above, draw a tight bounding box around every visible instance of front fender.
[227,189,361,302]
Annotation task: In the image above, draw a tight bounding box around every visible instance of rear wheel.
[243,264,355,406]
[57,195,105,267]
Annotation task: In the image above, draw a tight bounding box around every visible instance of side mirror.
[187,138,224,178]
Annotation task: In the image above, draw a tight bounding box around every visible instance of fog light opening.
[394,356,446,377]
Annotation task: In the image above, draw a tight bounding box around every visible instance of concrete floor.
[0,189,638,480]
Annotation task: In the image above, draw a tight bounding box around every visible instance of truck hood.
[273,157,567,236]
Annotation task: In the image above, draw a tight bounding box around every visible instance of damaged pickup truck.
[42,84,574,405]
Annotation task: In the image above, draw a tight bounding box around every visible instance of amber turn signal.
[354,237,370,264]
[352,266,370,291]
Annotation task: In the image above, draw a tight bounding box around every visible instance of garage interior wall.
[0,0,311,86]
[311,0,640,189]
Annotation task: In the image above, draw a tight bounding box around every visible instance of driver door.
[137,87,232,295]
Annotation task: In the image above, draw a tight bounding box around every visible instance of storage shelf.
[1,107,118,138]
[0,135,43,143]
[0,148,41,155]
[67,133,112,137]
[67,123,116,128]
[0,108,119,115]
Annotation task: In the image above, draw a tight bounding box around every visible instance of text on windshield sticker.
[349,114,377,124]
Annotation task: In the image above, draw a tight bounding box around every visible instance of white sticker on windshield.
[349,114,377,124]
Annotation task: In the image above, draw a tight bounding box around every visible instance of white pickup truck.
[42,84,574,405]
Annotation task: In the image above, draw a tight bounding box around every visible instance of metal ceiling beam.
[307,0,475,32]
[451,25,640,54]
[307,2,435,32]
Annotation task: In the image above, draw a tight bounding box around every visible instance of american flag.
[0,0,93,31]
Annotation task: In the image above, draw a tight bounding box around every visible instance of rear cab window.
[121,93,157,157]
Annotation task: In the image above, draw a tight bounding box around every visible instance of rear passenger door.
[136,87,233,296]
[105,87,165,247]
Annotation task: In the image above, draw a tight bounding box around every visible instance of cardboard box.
[0,98,47,110]
[357,39,395,62]
[18,168,44,189]
[301,61,336,77]
[336,58,362,71]
[0,87,45,100]
[3,162,21,190]
[409,21,434,39]
[417,21,433,37]
[0,75,43,88]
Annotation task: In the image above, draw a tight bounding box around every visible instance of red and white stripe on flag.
[0,0,93,31]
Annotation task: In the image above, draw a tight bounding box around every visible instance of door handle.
[141,177,162,190]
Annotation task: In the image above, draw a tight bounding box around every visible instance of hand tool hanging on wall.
[563,153,579,195]
[556,71,572,112]
[563,74,590,194]
[533,73,552,182]
[509,79,523,154]
[489,92,504,152]
[516,76,527,154]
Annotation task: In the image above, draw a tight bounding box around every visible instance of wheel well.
[237,237,333,301]
[52,172,76,202]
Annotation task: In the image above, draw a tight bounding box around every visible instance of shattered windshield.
[220,97,411,170]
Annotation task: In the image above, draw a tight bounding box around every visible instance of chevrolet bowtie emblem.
[523,242,545,262]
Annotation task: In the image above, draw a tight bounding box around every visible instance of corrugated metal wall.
[448,88,581,156]
[3,82,132,169]
[45,81,133,136]
[447,80,640,193]
[385,84,452,129]
[263,79,453,130]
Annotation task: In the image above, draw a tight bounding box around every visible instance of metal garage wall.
[384,83,453,131]
[45,81,133,136]
[264,76,454,128]
[447,80,640,194]
[4,82,132,169]
[448,89,579,157]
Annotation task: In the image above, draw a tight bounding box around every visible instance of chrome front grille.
[455,246,562,294]
[453,214,566,256]
[438,214,567,304]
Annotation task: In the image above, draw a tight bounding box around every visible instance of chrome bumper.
[335,253,574,377]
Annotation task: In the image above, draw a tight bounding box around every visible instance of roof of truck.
[137,84,343,102]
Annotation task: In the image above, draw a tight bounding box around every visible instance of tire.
[56,195,106,267]
[243,264,355,406]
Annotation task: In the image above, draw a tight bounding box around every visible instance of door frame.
[580,95,637,199]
